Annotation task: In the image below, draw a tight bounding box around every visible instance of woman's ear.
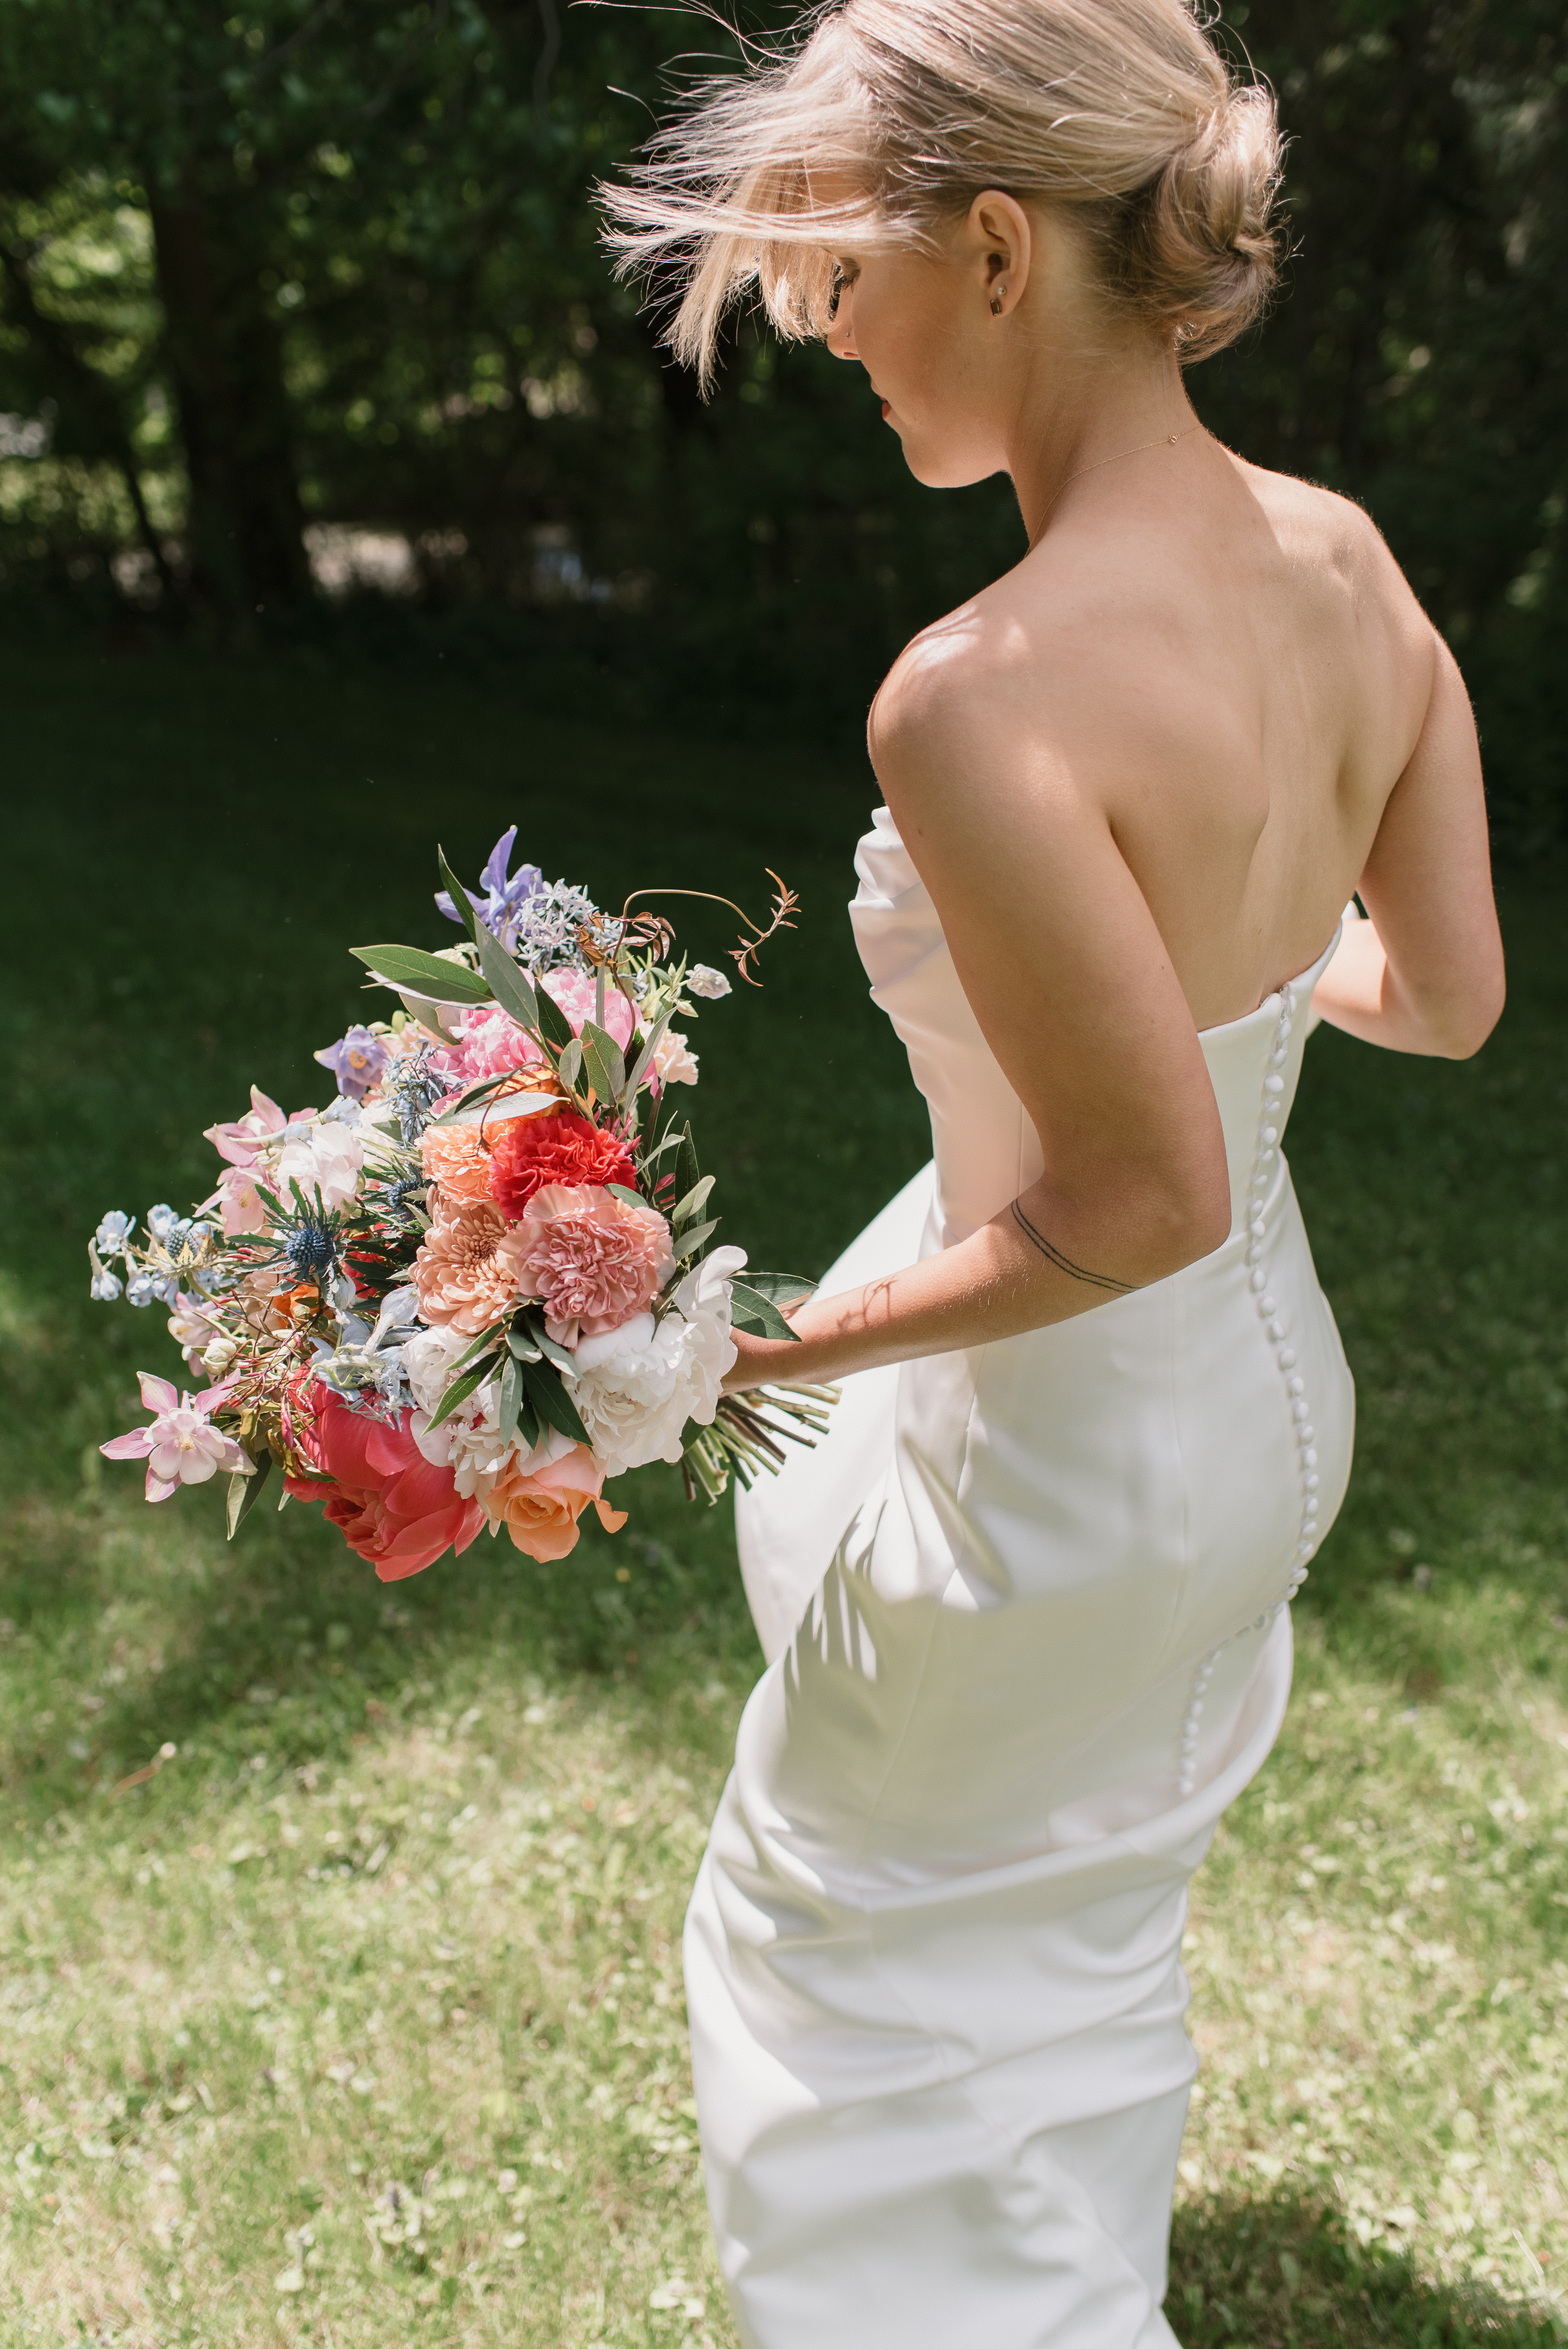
[965,189,1032,319]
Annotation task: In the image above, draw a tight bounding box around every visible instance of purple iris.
[313,1025,391,1101]
[435,825,543,951]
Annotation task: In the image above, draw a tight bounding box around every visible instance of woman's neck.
[1005,337,1200,547]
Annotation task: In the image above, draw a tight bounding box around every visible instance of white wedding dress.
[685,806,1355,2348]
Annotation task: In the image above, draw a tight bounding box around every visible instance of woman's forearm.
[726,1169,1229,1390]
[1314,914,1501,1059]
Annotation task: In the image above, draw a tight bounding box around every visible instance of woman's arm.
[1312,633,1505,1058]
[724,635,1233,1391]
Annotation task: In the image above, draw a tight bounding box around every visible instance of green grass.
[0,646,1564,2346]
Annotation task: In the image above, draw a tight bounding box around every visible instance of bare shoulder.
[1233,458,1431,647]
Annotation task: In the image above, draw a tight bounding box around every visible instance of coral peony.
[287,1391,483,1580]
[412,1201,531,1335]
[511,1183,673,1345]
[488,1111,637,1219]
[485,1436,627,1561]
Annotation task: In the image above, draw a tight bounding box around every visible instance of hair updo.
[603,0,1283,385]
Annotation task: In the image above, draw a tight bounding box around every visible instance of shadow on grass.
[1168,2188,1562,2347]
[0,1459,759,1827]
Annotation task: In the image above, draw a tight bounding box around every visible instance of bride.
[607,2,1504,2341]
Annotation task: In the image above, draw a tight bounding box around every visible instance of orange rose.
[487,1442,627,1561]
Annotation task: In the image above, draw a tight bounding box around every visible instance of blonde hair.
[602,0,1282,386]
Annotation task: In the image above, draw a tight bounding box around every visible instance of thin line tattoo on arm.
[1010,1200,1135,1296]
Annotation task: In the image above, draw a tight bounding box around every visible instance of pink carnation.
[512,1183,673,1346]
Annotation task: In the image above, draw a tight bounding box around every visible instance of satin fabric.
[686,807,1355,2347]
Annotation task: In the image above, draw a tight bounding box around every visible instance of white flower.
[89,1264,123,1303]
[652,1028,699,1087]
[274,1117,366,1210]
[146,1203,179,1240]
[570,1246,745,1476]
[686,965,732,1001]
[403,1322,522,1494]
[94,1210,135,1256]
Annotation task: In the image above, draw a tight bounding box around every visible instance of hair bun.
[1124,84,1283,357]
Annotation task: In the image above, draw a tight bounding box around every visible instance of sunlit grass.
[0,647,1564,2344]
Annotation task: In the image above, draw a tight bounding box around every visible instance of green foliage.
[2,0,1559,835]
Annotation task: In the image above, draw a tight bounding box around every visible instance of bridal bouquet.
[89,832,831,1581]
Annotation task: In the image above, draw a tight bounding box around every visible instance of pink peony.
[453,1006,549,1084]
[412,1200,532,1335]
[511,1182,673,1345]
[287,1392,483,1581]
[540,968,636,1050]
[101,1371,249,1502]
[486,1441,628,1561]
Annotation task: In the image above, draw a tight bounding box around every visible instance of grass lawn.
[0,645,1564,2348]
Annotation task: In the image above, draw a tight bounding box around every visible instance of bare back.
[878,439,1450,1032]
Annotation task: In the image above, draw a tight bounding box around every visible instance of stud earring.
[989,294,1004,316]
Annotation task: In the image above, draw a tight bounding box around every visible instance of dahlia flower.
[413,1201,531,1334]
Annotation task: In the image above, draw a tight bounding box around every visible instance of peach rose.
[511,1182,674,1345]
[412,1201,531,1335]
[486,1440,627,1562]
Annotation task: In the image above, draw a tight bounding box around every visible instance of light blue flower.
[435,825,543,952]
[313,1026,390,1102]
[127,1269,159,1308]
[95,1210,135,1256]
[146,1203,179,1241]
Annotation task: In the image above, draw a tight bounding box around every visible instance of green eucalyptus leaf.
[557,1038,583,1090]
[522,1306,578,1374]
[605,1183,647,1210]
[505,1323,542,1363]
[225,1449,272,1539]
[729,1281,802,1343]
[498,1353,523,1445]
[428,1359,490,1431]
[470,918,542,1035]
[674,1121,699,1211]
[351,943,491,1004]
[735,1271,820,1308]
[515,1394,541,1453]
[522,1358,590,1444]
[672,1174,715,1228]
[673,1215,720,1258]
[535,984,576,1051]
[624,1006,673,1099]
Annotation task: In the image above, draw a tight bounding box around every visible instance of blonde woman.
[606,4,1504,2340]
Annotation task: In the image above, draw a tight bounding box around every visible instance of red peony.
[488,1109,638,1219]
[287,1392,484,1581]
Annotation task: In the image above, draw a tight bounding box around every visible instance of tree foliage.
[0,0,1562,836]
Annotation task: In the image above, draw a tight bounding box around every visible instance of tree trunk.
[148,172,311,625]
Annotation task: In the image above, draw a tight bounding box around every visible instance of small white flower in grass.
[686,964,732,1000]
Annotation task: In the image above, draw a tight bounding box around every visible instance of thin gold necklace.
[1027,421,1203,551]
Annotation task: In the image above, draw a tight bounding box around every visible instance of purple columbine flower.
[313,1025,391,1101]
[435,825,543,952]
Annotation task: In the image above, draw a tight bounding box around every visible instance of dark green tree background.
[0,0,1562,839]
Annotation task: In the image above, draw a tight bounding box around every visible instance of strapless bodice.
[849,802,1341,1251]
